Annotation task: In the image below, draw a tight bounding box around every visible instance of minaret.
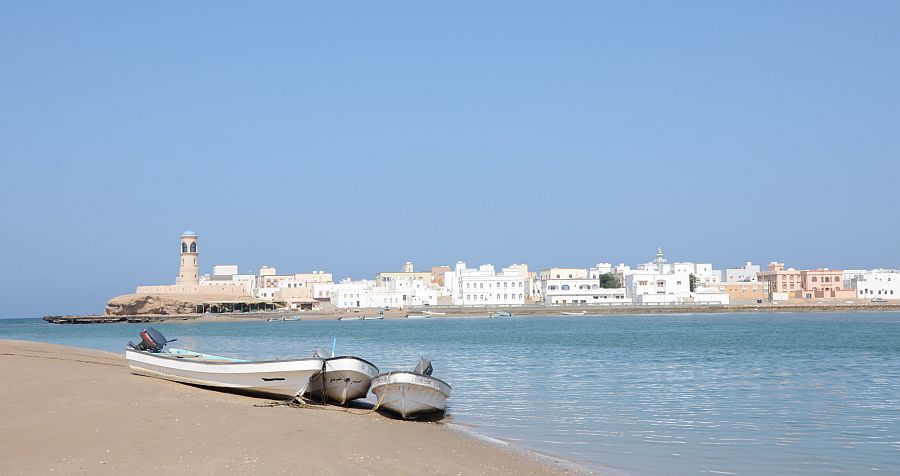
[655,246,667,272]
[177,230,199,285]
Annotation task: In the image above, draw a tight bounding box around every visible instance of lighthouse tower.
[176,230,199,285]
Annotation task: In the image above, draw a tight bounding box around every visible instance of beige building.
[255,269,334,310]
[431,266,451,287]
[375,262,433,288]
[705,282,770,303]
[757,262,801,299]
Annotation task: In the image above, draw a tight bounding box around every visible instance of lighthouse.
[176,230,199,285]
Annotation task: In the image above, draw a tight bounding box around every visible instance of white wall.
[212,264,239,276]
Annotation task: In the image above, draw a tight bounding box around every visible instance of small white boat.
[338,315,364,321]
[560,311,587,316]
[422,311,447,316]
[125,328,323,400]
[281,316,302,321]
[304,356,380,405]
[370,358,451,419]
[363,315,384,320]
[491,310,513,318]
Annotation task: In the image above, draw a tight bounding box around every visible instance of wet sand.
[0,339,573,475]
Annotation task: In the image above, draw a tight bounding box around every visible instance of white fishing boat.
[491,310,513,318]
[125,328,323,400]
[338,315,364,321]
[363,315,384,320]
[422,311,446,316]
[304,356,380,405]
[560,311,587,316]
[281,316,302,321]
[370,358,451,419]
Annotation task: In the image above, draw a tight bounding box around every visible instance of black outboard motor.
[414,357,433,376]
[127,327,174,353]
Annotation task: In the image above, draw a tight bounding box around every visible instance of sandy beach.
[0,339,572,475]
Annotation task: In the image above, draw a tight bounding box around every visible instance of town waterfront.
[3,312,899,475]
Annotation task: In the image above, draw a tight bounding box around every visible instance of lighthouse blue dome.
[182,230,197,237]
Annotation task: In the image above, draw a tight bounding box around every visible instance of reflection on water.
[2,312,899,475]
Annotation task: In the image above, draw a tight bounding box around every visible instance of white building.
[540,266,628,304]
[843,269,867,290]
[624,271,692,304]
[725,262,760,283]
[444,261,527,306]
[622,247,693,304]
[855,270,900,300]
[693,263,724,285]
[331,278,437,309]
[200,264,255,295]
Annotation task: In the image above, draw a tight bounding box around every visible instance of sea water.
[2,312,898,475]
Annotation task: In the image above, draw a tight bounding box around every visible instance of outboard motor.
[414,357,433,376]
[127,327,174,353]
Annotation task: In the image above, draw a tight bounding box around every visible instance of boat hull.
[305,356,380,405]
[125,349,324,399]
[370,371,451,419]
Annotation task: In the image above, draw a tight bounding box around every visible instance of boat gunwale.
[125,348,325,366]
[324,355,379,372]
[371,370,452,390]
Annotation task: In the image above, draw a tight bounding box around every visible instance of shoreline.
[42,302,900,324]
[0,339,581,475]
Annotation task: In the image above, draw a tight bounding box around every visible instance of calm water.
[2,313,899,475]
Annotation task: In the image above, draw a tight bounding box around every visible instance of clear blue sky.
[1,1,898,317]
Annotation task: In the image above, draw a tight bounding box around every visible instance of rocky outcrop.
[104,294,199,316]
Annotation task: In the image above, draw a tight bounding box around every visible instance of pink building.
[758,263,855,300]
[799,269,855,299]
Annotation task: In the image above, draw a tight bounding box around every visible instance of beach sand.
[0,339,571,475]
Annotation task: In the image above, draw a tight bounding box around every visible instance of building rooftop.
[182,230,197,237]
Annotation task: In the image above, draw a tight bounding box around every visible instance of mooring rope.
[254,393,385,416]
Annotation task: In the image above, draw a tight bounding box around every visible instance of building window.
[190,242,196,253]
[504,282,508,288]
[480,283,484,288]
[504,294,508,299]
[182,242,187,253]
[561,285,570,291]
